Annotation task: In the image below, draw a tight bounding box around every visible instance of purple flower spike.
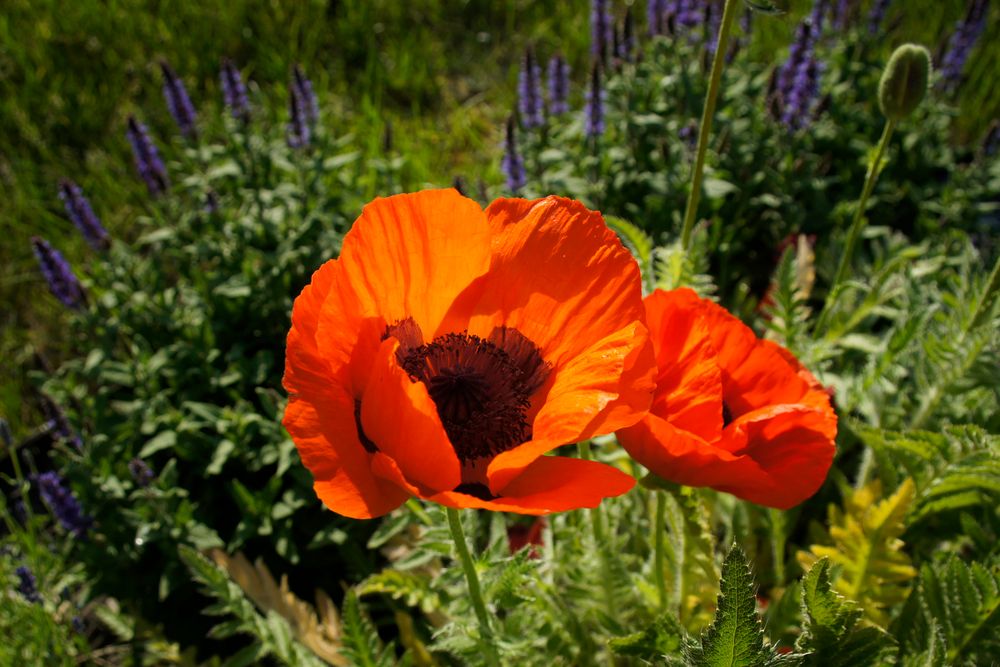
[16,566,42,604]
[547,54,570,115]
[617,7,636,62]
[220,58,251,120]
[673,0,701,31]
[34,471,90,537]
[129,458,155,488]
[126,116,169,196]
[584,61,606,138]
[867,0,892,35]
[286,83,312,149]
[159,61,198,139]
[58,180,109,251]
[648,0,667,36]
[501,115,526,192]
[940,0,989,91]
[772,15,824,131]
[518,48,545,128]
[41,395,83,451]
[292,65,320,125]
[31,237,85,310]
[591,0,613,64]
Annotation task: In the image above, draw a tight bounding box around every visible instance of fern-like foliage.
[177,545,330,667]
[606,215,656,293]
[856,424,1000,530]
[761,238,815,357]
[339,591,396,667]
[654,222,717,297]
[357,569,442,616]
[894,557,1000,666]
[608,612,686,664]
[796,480,917,627]
[794,558,895,666]
[687,545,800,667]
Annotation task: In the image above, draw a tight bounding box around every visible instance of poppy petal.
[695,297,811,415]
[315,189,492,392]
[284,388,408,519]
[284,259,343,396]
[444,196,646,367]
[643,289,724,442]
[430,456,635,515]
[716,405,837,509]
[486,321,654,491]
[360,338,462,493]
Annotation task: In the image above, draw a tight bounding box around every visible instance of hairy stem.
[816,118,896,334]
[654,491,667,609]
[679,0,739,250]
[446,507,501,667]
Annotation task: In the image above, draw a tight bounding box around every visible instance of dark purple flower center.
[385,318,551,464]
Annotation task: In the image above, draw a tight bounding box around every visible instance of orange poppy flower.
[617,288,836,509]
[283,189,654,518]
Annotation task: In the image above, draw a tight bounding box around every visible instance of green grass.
[1,0,997,436]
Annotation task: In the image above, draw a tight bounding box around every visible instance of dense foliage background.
[2,0,998,665]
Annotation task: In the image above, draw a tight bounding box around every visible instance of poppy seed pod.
[878,44,931,122]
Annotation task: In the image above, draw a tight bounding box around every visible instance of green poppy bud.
[878,44,931,122]
[744,0,789,14]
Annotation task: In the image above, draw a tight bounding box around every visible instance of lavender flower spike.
[41,395,83,451]
[867,0,892,35]
[940,0,989,91]
[286,83,311,149]
[159,60,198,139]
[501,115,526,192]
[547,54,570,115]
[591,0,612,64]
[292,64,320,125]
[16,566,42,604]
[584,61,606,138]
[58,180,109,251]
[31,237,85,309]
[126,116,169,195]
[34,471,91,537]
[129,458,155,487]
[220,58,251,120]
[518,48,545,128]
[648,0,667,36]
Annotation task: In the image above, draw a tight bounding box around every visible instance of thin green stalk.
[654,491,667,610]
[679,0,739,250]
[578,441,618,665]
[445,507,501,667]
[816,118,896,334]
[767,509,786,584]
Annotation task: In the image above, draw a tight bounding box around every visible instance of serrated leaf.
[608,612,685,660]
[797,480,917,627]
[688,545,795,667]
[795,558,895,666]
[357,569,440,614]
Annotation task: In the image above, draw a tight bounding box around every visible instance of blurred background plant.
[1,0,998,664]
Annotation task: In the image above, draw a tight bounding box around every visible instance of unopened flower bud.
[878,44,931,122]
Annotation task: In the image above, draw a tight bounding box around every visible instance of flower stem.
[654,491,667,609]
[578,440,618,661]
[679,0,739,250]
[816,118,896,334]
[445,507,501,667]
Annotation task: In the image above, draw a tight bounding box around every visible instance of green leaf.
[795,559,895,666]
[357,569,441,614]
[797,479,917,627]
[688,545,797,666]
[608,612,685,661]
[139,430,177,458]
[340,591,395,667]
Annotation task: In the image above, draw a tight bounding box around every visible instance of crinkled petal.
[486,321,654,491]
[360,339,462,493]
[283,388,408,519]
[430,456,635,515]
